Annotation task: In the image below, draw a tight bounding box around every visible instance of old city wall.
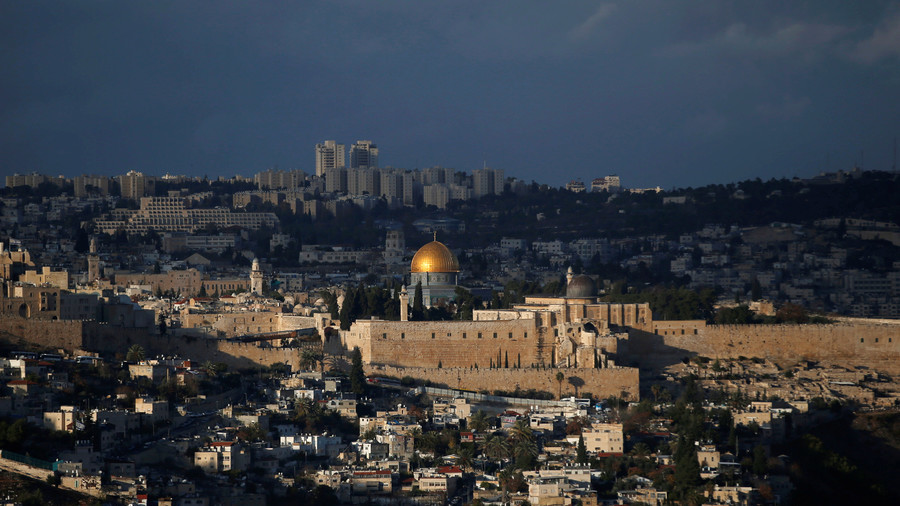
[0,318,84,351]
[0,317,313,371]
[369,365,640,401]
[627,322,900,372]
[344,319,542,369]
[84,326,313,371]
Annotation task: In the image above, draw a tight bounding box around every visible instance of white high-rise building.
[349,140,378,169]
[315,140,345,177]
[472,168,504,198]
[118,170,155,200]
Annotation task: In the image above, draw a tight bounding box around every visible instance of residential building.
[315,140,345,177]
[349,140,378,168]
[118,170,155,200]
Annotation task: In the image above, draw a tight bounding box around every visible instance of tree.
[413,281,424,319]
[751,278,762,301]
[126,344,145,363]
[469,410,490,432]
[556,371,565,399]
[752,445,768,475]
[309,485,338,506]
[651,384,663,403]
[300,348,324,372]
[349,347,366,395]
[339,286,353,330]
[715,305,755,324]
[576,434,588,464]
[483,434,510,462]
[776,303,809,324]
[513,437,538,470]
[458,444,476,471]
[157,315,167,335]
[320,290,340,319]
[673,435,700,496]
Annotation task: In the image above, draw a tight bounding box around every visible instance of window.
[524,332,527,338]
[508,332,513,338]
[462,333,467,339]
[401,333,405,339]
[478,332,482,339]
[382,333,387,339]
[432,333,435,339]
[860,338,864,343]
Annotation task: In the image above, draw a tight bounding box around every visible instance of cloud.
[849,10,900,64]
[662,20,848,62]
[568,3,616,42]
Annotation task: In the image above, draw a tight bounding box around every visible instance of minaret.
[399,285,409,322]
[250,258,263,295]
[87,237,100,283]
[566,266,574,285]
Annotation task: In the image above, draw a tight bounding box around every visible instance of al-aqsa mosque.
[408,233,460,307]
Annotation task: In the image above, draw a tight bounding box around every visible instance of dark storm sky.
[2,1,899,189]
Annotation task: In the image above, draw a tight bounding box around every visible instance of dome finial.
[433,231,437,242]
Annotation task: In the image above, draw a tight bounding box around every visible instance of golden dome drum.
[410,240,460,273]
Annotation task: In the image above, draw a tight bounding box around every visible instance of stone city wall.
[0,317,315,371]
[627,322,900,372]
[0,318,85,351]
[343,319,543,369]
[369,365,640,401]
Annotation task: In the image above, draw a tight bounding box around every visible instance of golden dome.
[411,240,459,273]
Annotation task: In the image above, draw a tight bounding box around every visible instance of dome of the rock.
[410,240,460,273]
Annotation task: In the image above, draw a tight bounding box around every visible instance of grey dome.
[566,274,597,298]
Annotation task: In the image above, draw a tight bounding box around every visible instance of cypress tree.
[349,347,366,395]
[576,435,588,464]
[339,286,353,330]
[413,281,424,318]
